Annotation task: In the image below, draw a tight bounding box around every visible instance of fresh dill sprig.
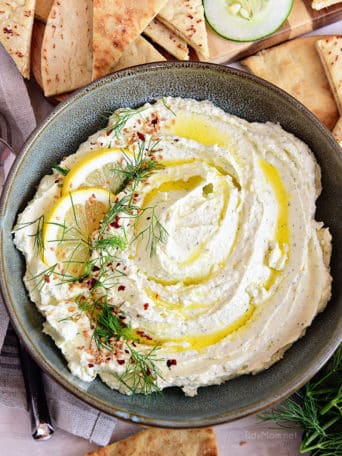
[53,164,70,176]
[161,97,176,116]
[13,215,45,254]
[134,206,168,257]
[107,106,148,140]
[92,234,127,251]
[92,301,136,350]
[73,294,163,394]
[260,344,342,455]
[116,344,163,395]
[28,263,58,291]
[114,138,163,196]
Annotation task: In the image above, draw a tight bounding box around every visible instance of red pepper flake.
[88,278,98,289]
[117,359,125,365]
[137,131,145,141]
[110,215,120,229]
[88,363,94,368]
[118,285,126,291]
[43,274,50,283]
[145,367,151,376]
[136,330,153,341]
[166,359,177,368]
[143,303,149,310]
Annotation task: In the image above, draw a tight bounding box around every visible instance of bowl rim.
[1,61,341,427]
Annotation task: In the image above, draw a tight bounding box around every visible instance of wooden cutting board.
[207,0,342,63]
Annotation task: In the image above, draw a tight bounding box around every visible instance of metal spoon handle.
[18,338,54,440]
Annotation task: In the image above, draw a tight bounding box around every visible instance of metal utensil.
[0,111,54,440]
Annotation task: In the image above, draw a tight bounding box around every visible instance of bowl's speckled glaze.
[0,62,341,427]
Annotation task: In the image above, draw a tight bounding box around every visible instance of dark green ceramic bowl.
[1,62,341,427]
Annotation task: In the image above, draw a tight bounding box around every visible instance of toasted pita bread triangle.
[311,0,342,9]
[112,35,166,72]
[242,36,339,130]
[144,18,189,60]
[333,117,342,146]
[35,0,53,23]
[316,36,342,115]
[157,0,209,59]
[0,0,35,78]
[92,0,168,80]
[85,427,219,456]
[41,0,92,97]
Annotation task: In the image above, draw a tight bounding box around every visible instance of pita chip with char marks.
[311,0,342,9]
[41,0,92,97]
[157,0,209,60]
[316,36,342,115]
[144,17,189,60]
[242,36,339,131]
[92,0,168,80]
[85,427,219,456]
[0,0,35,78]
[111,35,166,72]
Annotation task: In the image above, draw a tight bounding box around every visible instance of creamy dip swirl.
[14,97,332,396]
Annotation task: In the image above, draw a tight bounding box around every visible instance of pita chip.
[312,0,342,9]
[112,35,166,72]
[157,0,209,60]
[242,36,339,130]
[333,117,342,146]
[92,0,168,80]
[41,0,92,97]
[35,0,53,23]
[316,36,342,115]
[144,18,189,60]
[0,0,35,78]
[85,427,219,456]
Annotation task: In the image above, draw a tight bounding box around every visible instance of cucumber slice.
[203,0,293,42]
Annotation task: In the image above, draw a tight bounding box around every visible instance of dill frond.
[115,344,163,395]
[107,106,148,140]
[52,164,70,176]
[134,206,168,257]
[260,344,342,455]
[161,97,176,116]
[13,215,45,254]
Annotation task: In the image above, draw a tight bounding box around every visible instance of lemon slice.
[43,187,114,277]
[63,148,128,194]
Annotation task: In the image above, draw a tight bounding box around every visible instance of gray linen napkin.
[0,44,117,445]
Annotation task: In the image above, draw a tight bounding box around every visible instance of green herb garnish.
[13,214,45,254]
[134,206,168,257]
[260,344,342,455]
[107,105,148,140]
[161,97,176,116]
[75,294,163,395]
[53,164,70,176]
[116,344,163,395]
